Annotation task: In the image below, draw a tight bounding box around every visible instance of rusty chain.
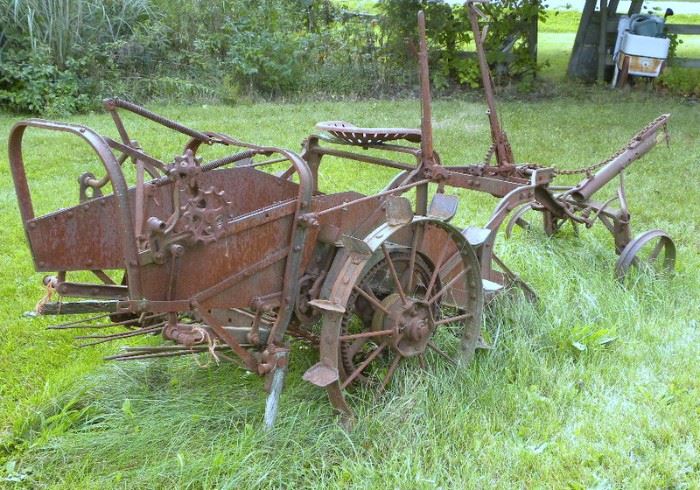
[481,114,669,177]
[482,143,495,165]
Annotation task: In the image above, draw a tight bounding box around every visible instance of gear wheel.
[179,186,232,244]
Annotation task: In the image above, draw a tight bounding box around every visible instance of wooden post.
[598,0,608,81]
[628,0,643,15]
[608,0,620,14]
[527,0,539,67]
[567,0,597,78]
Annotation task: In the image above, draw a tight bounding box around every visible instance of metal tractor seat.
[315,121,422,146]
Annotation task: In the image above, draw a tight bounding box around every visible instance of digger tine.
[75,322,165,340]
[121,344,234,352]
[49,314,165,330]
[105,350,201,361]
[77,323,165,347]
[47,312,115,329]
[264,349,289,431]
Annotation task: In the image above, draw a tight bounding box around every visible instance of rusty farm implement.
[8,5,675,427]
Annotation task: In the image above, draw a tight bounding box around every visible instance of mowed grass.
[0,92,699,488]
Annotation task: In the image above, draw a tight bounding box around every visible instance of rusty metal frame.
[6,6,677,427]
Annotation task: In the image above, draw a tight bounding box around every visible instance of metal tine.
[47,312,115,329]
[121,344,233,352]
[106,350,202,361]
[106,345,236,361]
[75,322,165,340]
[77,323,165,347]
[48,313,166,330]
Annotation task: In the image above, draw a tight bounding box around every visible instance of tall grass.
[3,0,151,66]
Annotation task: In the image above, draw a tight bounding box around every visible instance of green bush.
[0,0,153,68]
[0,0,549,115]
[658,67,700,98]
[378,0,546,89]
[0,49,90,115]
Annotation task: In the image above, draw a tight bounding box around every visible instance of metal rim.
[504,202,535,238]
[318,217,483,418]
[615,229,676,281]
[504,201,568,239]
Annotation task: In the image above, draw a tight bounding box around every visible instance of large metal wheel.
[615,229,676,281]
[315,217,483,418]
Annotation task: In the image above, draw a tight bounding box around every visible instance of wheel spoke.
[434,312,472,326]
[427,340,456,367]
[425,239,451,299]
[340,328,394,341]
[381,244,408,305]
[648,239,665,262]
[428,268,467,305]
[353,285,389,315]
[406,223,423,293]
[341,341,389,389]
[378,354,403,394]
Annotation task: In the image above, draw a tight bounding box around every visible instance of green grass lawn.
[1,92,699,488]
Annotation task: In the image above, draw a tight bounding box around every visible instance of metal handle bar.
[104,98,213,143]
[8,119,143,299]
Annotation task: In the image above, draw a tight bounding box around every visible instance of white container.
[619,32,670,59]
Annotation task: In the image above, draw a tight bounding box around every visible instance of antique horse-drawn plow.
[9,4,675,427]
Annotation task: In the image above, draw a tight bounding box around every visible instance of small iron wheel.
[505,201,570,239]
[615,229,676,281]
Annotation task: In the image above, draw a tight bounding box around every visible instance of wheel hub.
[372,293,434,357]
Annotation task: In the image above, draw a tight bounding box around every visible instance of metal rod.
[571,116,669,201]
[434,313,472,326]
[315,179,430,217]
[417,11,434,164]
[76,322,165,340]
[379,354,402,393]
[105,349,207,361]
[352,286,390,315]
[264,351,289,430]
[428,268,467,305]
[341,341,388,389]
[47,312,114,329]
[339,329,395,341]
[467,2,514,166]
[105,98,212,143]
[382,244,408,305]
[312,146,416,171]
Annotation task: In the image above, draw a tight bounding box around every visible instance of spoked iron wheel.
[320,218,483,418]
[615,229,676,282]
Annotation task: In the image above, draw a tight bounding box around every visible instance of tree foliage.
[0,0,544,115]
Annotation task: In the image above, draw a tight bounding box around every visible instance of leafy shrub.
[657,67,700,98]
[0,0,549,115]
[0,48,90,115]
[378,0,546,89]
